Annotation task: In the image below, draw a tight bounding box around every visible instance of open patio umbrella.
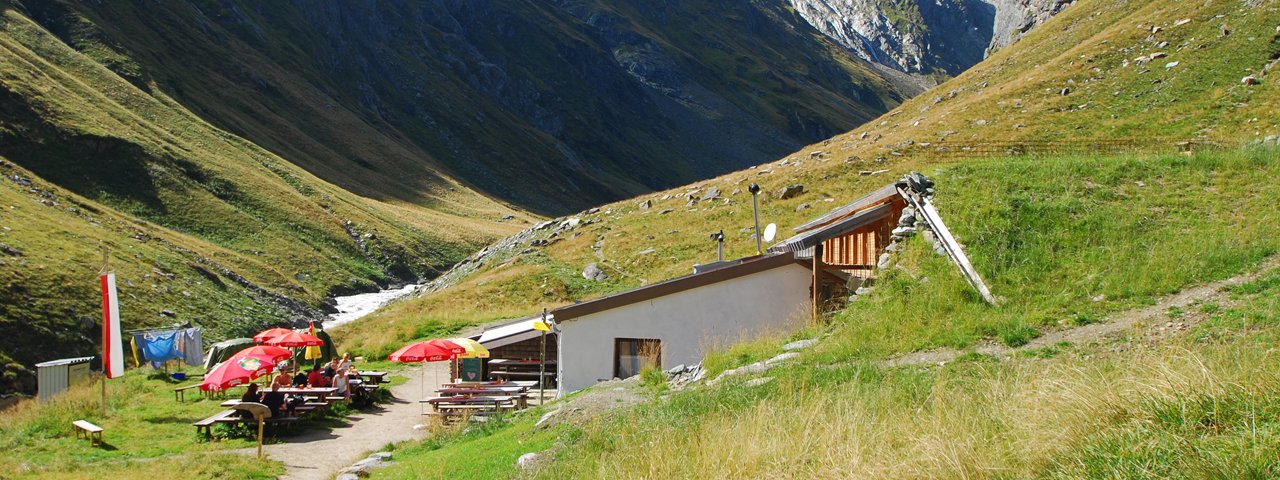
[264,331,324,348]
[252,327,294,344]
[446,338,489,389]
[388,339,464,362]
[200,345,292,392]
[389,339,465,414]
[448,338,490,359]
[233,345,293,365]
[201,355,276,392]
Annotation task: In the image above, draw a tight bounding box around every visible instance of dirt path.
[884,258,1279,367]
[231,361,447,480]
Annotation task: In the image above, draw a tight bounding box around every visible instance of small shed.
[36,356,95,402]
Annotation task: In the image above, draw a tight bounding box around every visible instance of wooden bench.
[174,384,201,401]
[194,410,239,438]
[194,410,304,438]
[72,420,103,447]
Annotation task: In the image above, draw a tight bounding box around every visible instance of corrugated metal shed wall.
[36,357,94,402]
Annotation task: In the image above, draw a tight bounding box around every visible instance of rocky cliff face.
[788,0,1071,78]
[986,0,1077,51]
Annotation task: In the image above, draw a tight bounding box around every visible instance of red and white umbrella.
[234,345,293,364]
[388,339,464,362]
[201,355,276,392]
[253,327,294,344]
[264,331,324,348]
[390,339,467,414]
[200,345,292,392]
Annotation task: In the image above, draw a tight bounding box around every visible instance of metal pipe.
[749,183,762,254]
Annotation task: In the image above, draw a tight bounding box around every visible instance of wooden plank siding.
[818,198,905,278]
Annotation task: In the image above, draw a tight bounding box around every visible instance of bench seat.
[72,420,103,447]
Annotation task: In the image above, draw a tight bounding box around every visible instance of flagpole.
[100,245,109,417]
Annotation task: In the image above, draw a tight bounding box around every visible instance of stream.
[323,283,420,329]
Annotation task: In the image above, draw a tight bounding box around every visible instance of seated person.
[271,370,291,390]
[307,367,328,387]
[333,369,349,398]
[292,368,308,387]
[261,384,286,417]
[238,384,261,418]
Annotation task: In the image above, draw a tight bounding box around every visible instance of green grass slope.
[373,148,1280,479]
[341,0,1280,476]
[335,0,1280,357]
[0,7,527,394]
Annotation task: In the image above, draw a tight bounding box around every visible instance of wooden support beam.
[898,188,998,305]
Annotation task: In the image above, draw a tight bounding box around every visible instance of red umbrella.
[388,339,465,362]
[234,345,293,364]
[201,355,276,392]
[253,327,294,344]
[390,339,467,414]
[264,331,324,348]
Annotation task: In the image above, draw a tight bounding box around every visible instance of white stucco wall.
[556,263,812,394]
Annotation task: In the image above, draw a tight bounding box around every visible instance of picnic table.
[356,371,389,384]
[274,387,340,402]
[441,380,538,388]
[437,386,527,395]
[423,394,525,411]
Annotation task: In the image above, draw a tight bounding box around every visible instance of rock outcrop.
[789,0,1072,78]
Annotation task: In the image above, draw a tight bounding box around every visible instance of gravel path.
[232,362,447,480]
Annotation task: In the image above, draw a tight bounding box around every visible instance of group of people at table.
[237,354,359,419]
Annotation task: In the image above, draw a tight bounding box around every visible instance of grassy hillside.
[335,0,1280,357]
[0,6,527,394]
[335,0,1280,476]
[371,148,1280,479]
[22,0,909,214]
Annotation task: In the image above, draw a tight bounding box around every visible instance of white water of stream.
[322,284,420,329]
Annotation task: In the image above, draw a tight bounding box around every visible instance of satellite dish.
[762,223,777,242]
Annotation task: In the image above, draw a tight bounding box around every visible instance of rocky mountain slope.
[24,0,911,215]
[0,0,939,396]
[0,3,529,396]
[337,0,1280,357]
[788,0,1074,81]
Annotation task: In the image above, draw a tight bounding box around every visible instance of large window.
[614,338,661,379]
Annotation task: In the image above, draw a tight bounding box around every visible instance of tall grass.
[536,341,1280,479]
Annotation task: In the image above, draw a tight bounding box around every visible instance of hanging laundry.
[132,333,150,362]
[130,336,141,368]
[142,331,182,368]
[181,328,204,366]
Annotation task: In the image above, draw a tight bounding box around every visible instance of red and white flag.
[100,272,124,378]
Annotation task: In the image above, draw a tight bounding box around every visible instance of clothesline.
[125,321,192,335]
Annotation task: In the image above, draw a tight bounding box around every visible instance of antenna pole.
[749,183,762,254]
[539,308,547,405]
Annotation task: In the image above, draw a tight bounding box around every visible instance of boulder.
[783,339,819,351]
[796,203,810,211]
[1243,75,1259,85]
[582,263,608,282]
[765,352,799,365]
[535,409,560,429]
[776,184,805,199]
[517,452,539,470]
[701,187,721,201]
[877,252,893,269]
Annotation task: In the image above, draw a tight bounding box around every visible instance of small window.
[614,338,661,379]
